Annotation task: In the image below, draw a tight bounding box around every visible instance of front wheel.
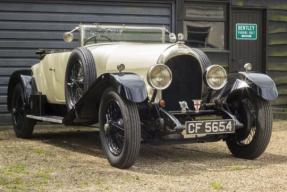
[226,96,272,159]
[99,89,141,169]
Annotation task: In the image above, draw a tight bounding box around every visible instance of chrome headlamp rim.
[147,64,172,90]
[205,64,227,90]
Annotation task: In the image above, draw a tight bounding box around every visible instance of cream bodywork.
[32,52,71,104]
[32,42,196,104]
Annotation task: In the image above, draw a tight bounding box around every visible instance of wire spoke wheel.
[236,99,257,146]
[239,127,256,145]
[12,91,25,128]
[103,100,125,156]
[67,60,85,107]
[65,47,96,111]
[11,83,35,138]
[226,95,272,159]
[99,89,141,169]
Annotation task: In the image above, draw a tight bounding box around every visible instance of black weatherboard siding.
[232,0,287,108]
[0,0,174,123]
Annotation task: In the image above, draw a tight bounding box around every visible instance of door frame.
[230,7,267,73]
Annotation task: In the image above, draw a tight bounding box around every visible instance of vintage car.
[7,24,278,169]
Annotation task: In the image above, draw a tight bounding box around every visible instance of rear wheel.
[99,89,141,169]
[11,83,36,138]
[226,96,272,159]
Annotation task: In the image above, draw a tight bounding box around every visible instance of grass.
[94,178,104,187]
[210,181,223,190]
[0,162,53,191]
[35,169,51,184]
[230,165,245,171]
[0,175,26,192]
[5,164,27,174]
[0,175,9,186]
[0,123,286,191]
[35,148,46,156]
[0,164,26,191]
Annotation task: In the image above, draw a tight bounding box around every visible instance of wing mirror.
[63,26,80,43]
[63,32,74,43]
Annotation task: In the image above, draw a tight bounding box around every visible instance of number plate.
[186,119,235,135]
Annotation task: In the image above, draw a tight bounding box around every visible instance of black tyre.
[65,47,96,110]
[99,89,141,169]
[226,96,272,159]
[11,83,36,138]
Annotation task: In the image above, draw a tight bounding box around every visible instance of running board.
[26,115,63,124]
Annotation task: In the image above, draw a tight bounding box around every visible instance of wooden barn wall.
[0,0,174,124]
[232,0,287,107]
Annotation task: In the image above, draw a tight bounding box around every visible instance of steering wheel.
[84,35,112,45]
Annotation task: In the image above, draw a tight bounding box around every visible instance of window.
[80,25,169,46]
[184,4,226,50]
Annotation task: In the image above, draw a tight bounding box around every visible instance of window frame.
[184,3,228,50]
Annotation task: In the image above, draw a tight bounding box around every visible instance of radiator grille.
[162,55,203,111]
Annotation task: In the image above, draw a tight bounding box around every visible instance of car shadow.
[31,126,287,176]
[134,144,287,176]
[32,127,105,158]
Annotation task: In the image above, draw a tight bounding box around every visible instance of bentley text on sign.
[236,23,257,40]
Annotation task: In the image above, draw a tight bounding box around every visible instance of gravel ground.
[0,120,286,192]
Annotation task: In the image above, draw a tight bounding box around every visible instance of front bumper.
[159,107,243,132]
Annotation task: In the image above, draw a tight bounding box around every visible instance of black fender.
[104,73,148,103]
[63,73,148,124]
[7,70,37,112]
[215,72,278,102]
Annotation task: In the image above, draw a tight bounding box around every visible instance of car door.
[39,52,71,104]
[49,52,71,104]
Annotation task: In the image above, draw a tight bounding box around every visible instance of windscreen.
[81,25,168,45]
